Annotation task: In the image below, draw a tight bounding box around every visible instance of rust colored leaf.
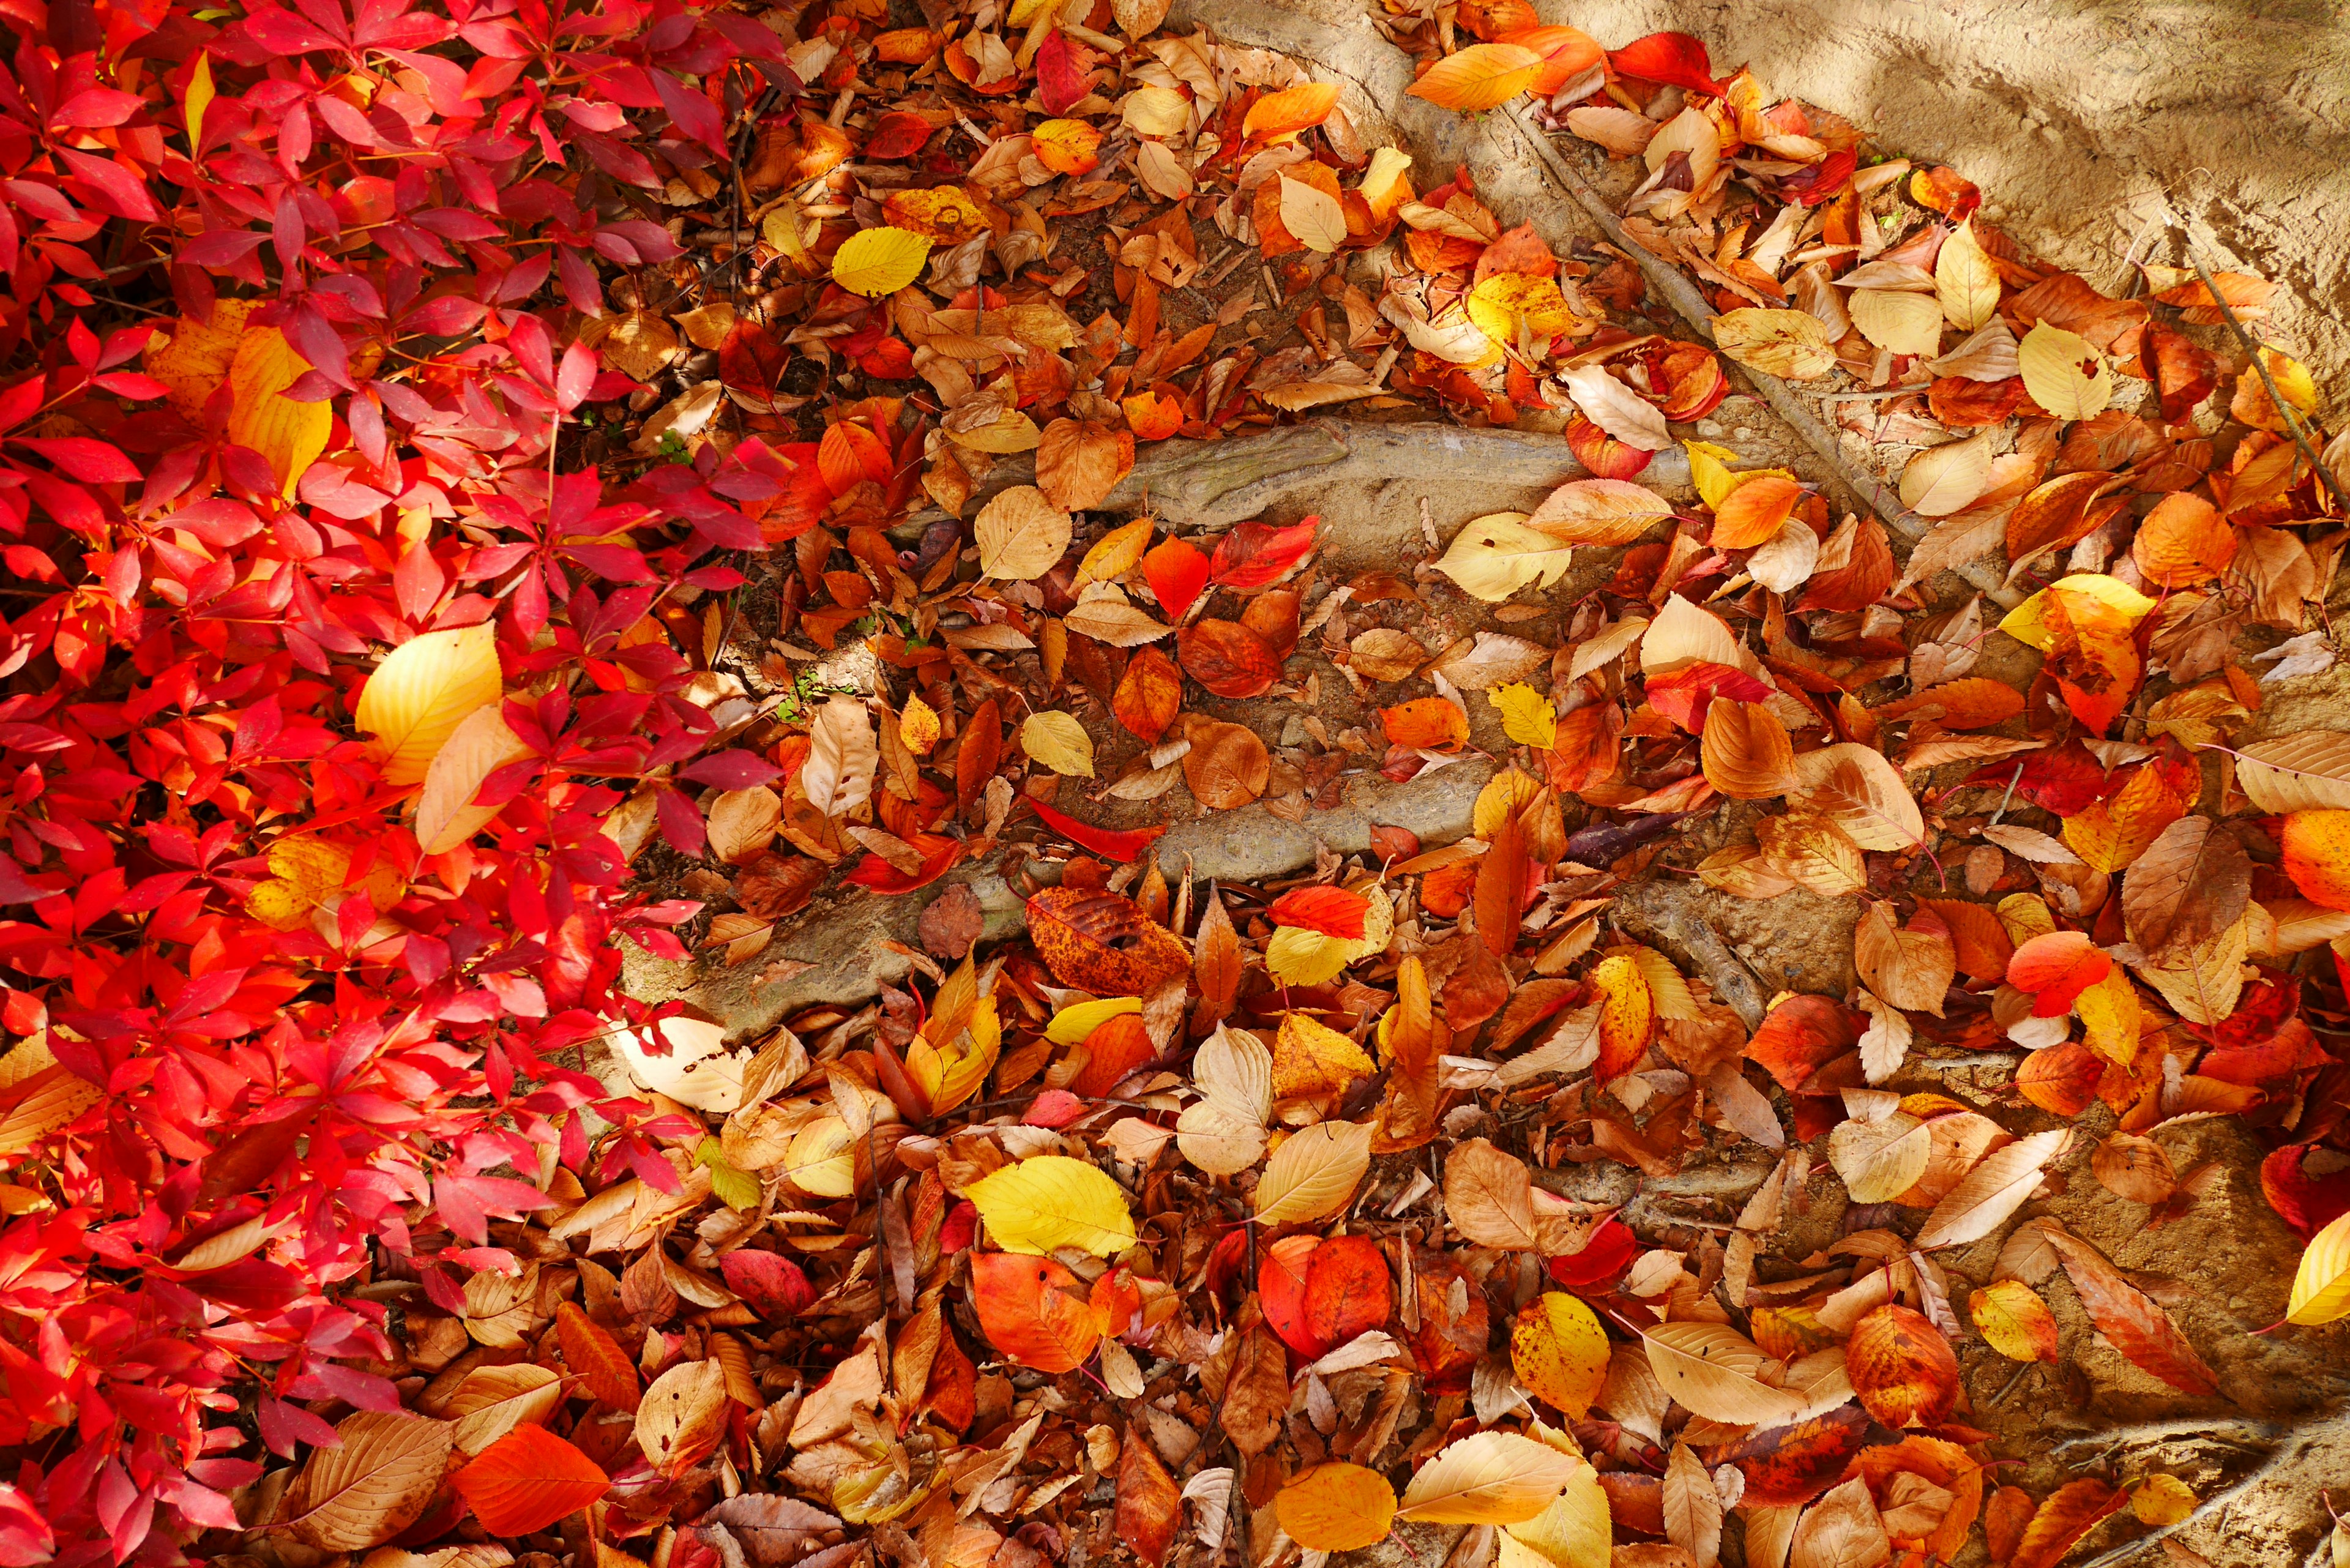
[1026,886,1190,995]
[1745,995,1857,1092]
[970,1252,1099,1373]
[1475,811,1528,957]
[1846,1304,1961,1428]
[2010,1479,2127,1568]
[1209,517,1319,589]
[1182,719,1272,808]
[556,1302,641,1412]
[958,698,1003,813]
[1112,644,1183,741]
[1178,619,1284,699]
[1707,1406,1871,1506]
[1193,892,1241,1022]
[1114,1421,1181,1566]
[1303,1234,1394,1349]
[2015,1041,2103,1116]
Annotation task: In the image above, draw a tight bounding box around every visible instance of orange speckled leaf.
[1847,1304,1961,1428]
[2010,1479,2127,1568]
[2282,810,2350,912]
[1381,696,1471,751]
[1589,952,1654,1083]
[1026,887,1190,995]
[2130,491,2236,588]
[1303,1234,1393,1350]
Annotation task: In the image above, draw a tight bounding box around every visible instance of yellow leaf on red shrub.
[228,326,332,495]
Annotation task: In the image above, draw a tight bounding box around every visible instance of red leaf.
[1547,1216,1639,1288]
[1644,662,1772,734]
[1608,31,1722,94]
[1209,517,1319,589]
[1266,886,1370,940]
[455,1425,610,1536]
[1028,794,1168,861]
[1301,1234,1392,1350]
[1260,1235,1324,1357]
[1023,1089,1088,1127]
[865,110,935,160]
[1035,30,1091,115]
[2261,1144,2350,1239]
[2005,931,2109,1017]
[1745,995,1857,1092]
[720,1249,815,1317]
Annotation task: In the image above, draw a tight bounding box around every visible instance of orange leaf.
[1031,118,1103,176]
[1381,696,1471,750]
[454,1424,610,1536]
[1969,1280,2060,1363]
[1071,1013,1157,1100]
[1710,473,1803,550]
[2130,491,2235,588]
[1846,1304,1960,1428]
[1590,952,1654,1082]
[1700,700,1793,799]
[1267,886,1371,939]
[1111,645,1183,742]
[1501,24,1605,94]
[1124,389,1185,442]
[1116,1420,1182,1566]
[1178,619,1283,699]
[1242,81,1340,141]
[2005,931,2111,1017]
[2282,810,2350,911]
[2010,1479,2127,1568]
[1475,811,1528,958]
[555,1303,641,1412]
[970,1252,1100,1372]
[1406,42,1543,111]
[2042,580,2143,736]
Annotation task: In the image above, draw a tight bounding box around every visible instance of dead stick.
[2185,245,2349,517]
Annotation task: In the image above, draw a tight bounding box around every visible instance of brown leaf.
[1181,719,1270,810]
[1789,1476,1891,1568]
[2092,1132,2176,1205]
[1114,1421,1181,1565]
[1475,810,1526,958]
[1027,887,1190,994]
[1219,1326,1289,1456]
[2042,1227,2219,1395]
[1663,1439,1724,1567]
[1854,902,1956,1017]
[958,698,1004,814]
[917,882,986,960]
[285,1411,455,1551]
[2120,816,2250,966]
[1035,418,1135,512]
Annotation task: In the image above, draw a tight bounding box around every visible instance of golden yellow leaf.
[783,1114,857,1197]
[416,703,534,855]
[1406,43,1542,113]
[1045,995,1143,1045]
[1255,1119,1373,1223]
[2288,1208,2350,1325]
[1277,1463,1398,1551]
[1273,1010,1376,1099]
[1265,925,1352,987]
[355,624,504,786]
[228,326,334,496]
[1499,1466,1613,1568]
[967,1154,1138,1257]
[1436,512,1578,602]
[1997,573,2155,652]
[830,225,931,297]
[2132,1474,2195,1528]
[285,1411,453,1551]
[1710,308,1837,380]
[1020,711,1095,777]
[898,694,941,756]
[1468,274,1578,348]
[907,995,999,1116]
[1510,1293,1610,1418]
[1075,518,1154,587]
[187,53,216,147]
[1489,682,1558,750]
[144,297,256,418]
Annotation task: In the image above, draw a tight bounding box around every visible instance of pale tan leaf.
[1914,1129,2070,1249]
[286,1411,455,1551]
[975,485,1073,580]
[801,696,878,818]
[416,703,535,855]
[1255,1120,1373,1223]
[1397,1430,1581,1525]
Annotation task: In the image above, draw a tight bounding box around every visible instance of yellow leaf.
[227,327,332,496]
[1511,1293,1610,1417]
[1398,1430,1583,1525]
[1710,308,1837,381]
[2131,1474,2195,1528]
[1499,1466,1613,1568]
[2233,346,2318,431]
[1277,1463,1398,1551]
[1407,43,1542,113]
[907,995,999,1116]
[187,53,215,147]
[1489,682,1557,750]
[144,298,256,419]
[356,624,504,786]
[1436,512,1578,602]
[1265,925,1352,987]
[966,1154,1138,1257]
[2288,1207,2350,1324]
[2018,321,2113,422]
[0,1034,102,1158]
[898,694,941,756]
[1254,1119,1373,1223]
[1468,274,1578,348]
[1359,146,1415,222]
[415,703,533,855]
[1936,219,2000,330]
[1997,573,2156,652]
[783,1114,857,1197]
[1045,995,1141,1045]
[1075,518,1154,587]
[1020,711,1095,777]
[830,225,931,297]
[1273,1011,1376,1098]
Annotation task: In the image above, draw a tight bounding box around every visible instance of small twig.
[2184,244,2347,517]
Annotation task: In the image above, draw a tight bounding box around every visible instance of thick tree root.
[2051,1413,2348,1568]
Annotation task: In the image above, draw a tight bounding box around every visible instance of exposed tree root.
[2056,1413,2349,1568]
